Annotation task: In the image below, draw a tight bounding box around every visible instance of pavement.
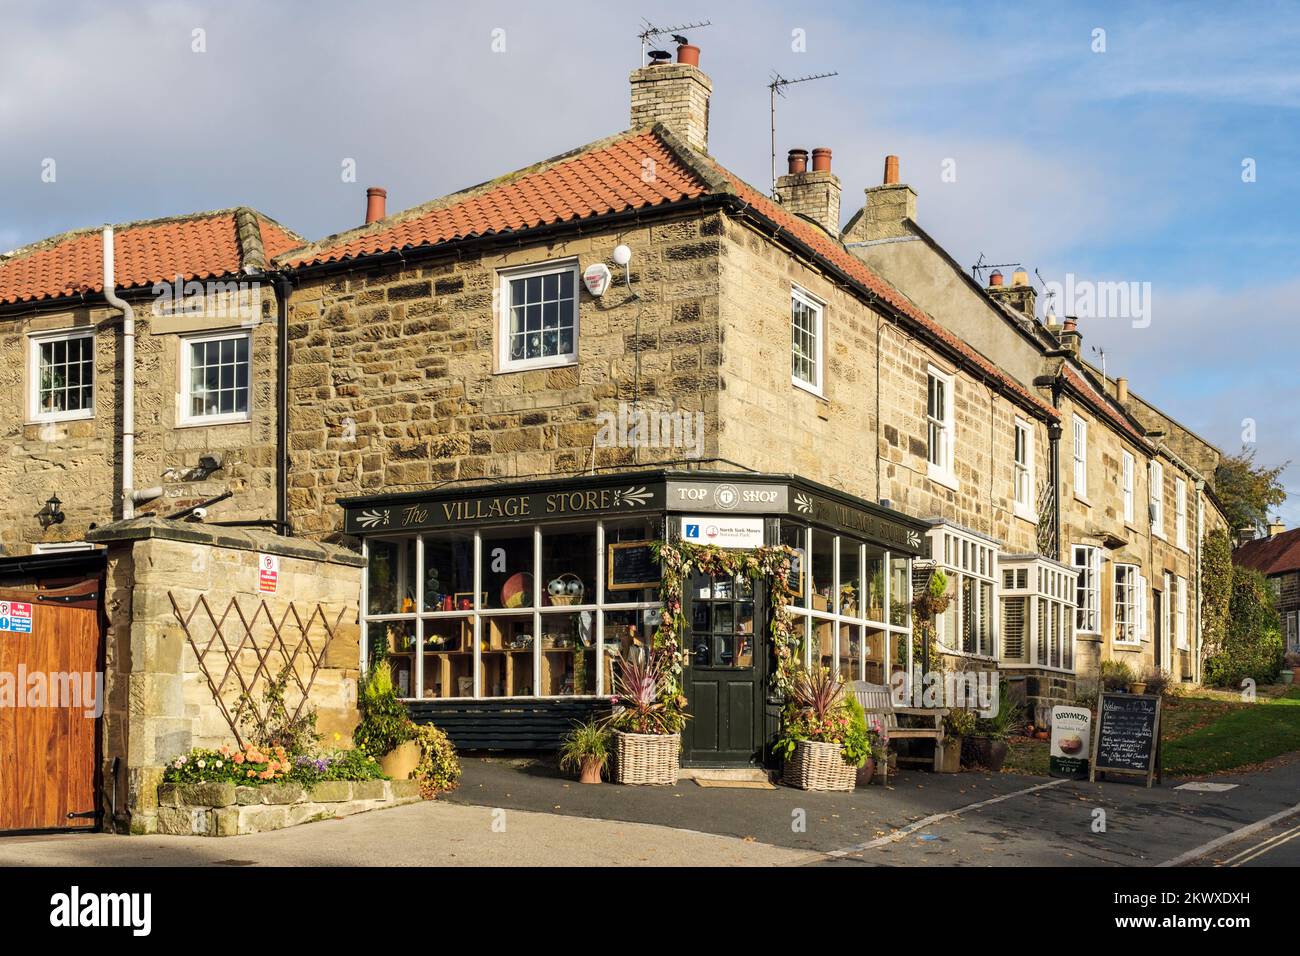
[2,754,1298,867]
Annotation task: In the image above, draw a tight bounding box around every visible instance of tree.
[1214,446,1288,536]
[1204,565,1283,688]
[1200,528,1232,661]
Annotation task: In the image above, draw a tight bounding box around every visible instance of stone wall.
[286,213,724,539]
[87,518,363,834]
[0,288,281,555]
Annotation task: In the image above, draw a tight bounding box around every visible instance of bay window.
[931,527,997,659]
[1000,558,1076,671]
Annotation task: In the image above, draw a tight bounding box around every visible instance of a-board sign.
[607,540,659,591]
[1049,705,1092,779]
[1090,692,1161,787]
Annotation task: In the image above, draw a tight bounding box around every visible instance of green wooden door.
[682,570,766,766]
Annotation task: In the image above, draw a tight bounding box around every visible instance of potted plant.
[559,719,611,784]
[353,660,419,779]
[1100,658,1136,694]
[964,685,1022,772]
[607,653,687,785]
[774,667,868,791]
[1282,653,1300,686]
[939,707,974,772]
[843,694,885,786]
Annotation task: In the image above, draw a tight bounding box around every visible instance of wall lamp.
[37,493,65,530]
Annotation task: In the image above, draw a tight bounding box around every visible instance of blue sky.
[2,0,1297,522]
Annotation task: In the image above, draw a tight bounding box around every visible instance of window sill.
[791,377,825,400]
[1013,505,1038,524]
[1073,494,1091,507]
[1112,641,1143,650]
[496,356,578,374]
[176,415,252,429]
[27,410,95,426]
[928,465,959,492]
[1152,529,1167,542]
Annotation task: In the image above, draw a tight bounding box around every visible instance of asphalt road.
[1,754,1296,867]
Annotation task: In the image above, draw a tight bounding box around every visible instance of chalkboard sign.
[1090,692,1162,787]
[608,541,659,591]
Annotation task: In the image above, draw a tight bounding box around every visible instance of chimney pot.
[1011,268,1029,287]
[1063,318,1078,332]
[787,149,809,174]
[1116,376,1129,405]
[365,186,387,224]
[989,270,1004,287]
[811,147,832,172]
[675,42,701,67]
[883,155,900,184]
[1269,518,1286,537]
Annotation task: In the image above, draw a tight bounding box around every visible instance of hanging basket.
[613,731,680,785]
[913,593,950,620]
[783,739,856,792]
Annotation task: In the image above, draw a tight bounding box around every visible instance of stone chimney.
[776,147,842,235]
[1059,317,1082,357]
[851,154,917,241]
[987,267,1037,320]
[1269,517,1286,538]
[629,42,711,153]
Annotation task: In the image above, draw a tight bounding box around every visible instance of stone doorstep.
[153,780,422,836]
[677,767,773,784]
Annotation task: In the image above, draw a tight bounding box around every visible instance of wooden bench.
[850,681,948,783]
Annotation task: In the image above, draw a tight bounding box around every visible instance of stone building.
[1234,523,1300,654]
[0,209,302,555]
[0,41,1234,779]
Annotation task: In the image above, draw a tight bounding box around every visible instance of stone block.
[390,779,422,800]
[177,782,237,807]
[351,780,385,801]
[307,781,352,803]
[237,804,289,833]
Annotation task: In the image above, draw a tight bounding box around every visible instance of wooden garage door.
[0,581,101,832]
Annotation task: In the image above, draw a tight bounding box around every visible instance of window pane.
[479,528,534,610]
[421,617,470,698]
[368,538,417,615]
[864,550,885,622]
[482,613,533,697]
[422,532,475,612]
[810,530,834,613]
[780,521,807,609]
[541,526,596,607]
[602,516,662,604]
[890,555,910,627]
[840,540,861,619]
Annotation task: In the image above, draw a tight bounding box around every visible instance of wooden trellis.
[169,593,345,747]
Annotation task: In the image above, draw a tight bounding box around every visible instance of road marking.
[1221,821,1300,867]
[1157,801,1300,867]
[824,778,1069,858]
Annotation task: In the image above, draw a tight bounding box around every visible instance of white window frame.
[29,328,96,423]
[926,366,956,488]
[496,258,580,373]
[930,527,998,660]
[1150,460,1165,538]
[1175,477,1188,550]
[790,286,824,396]
[178,330,253,426]
[1013,418,1036,521]
[1121,451,1135,524]
[1072,415,1088,501]
[999,557,1076,673]
[1073,544,1101,634]
[1114,563,1141,645]
[1175,575,1188,650]
[1286,611,1299,653]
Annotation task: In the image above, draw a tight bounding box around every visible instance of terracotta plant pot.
[855,757,877,787]
[1128,682,1148,695]
[579,756,604,784]
[379,739,421,780]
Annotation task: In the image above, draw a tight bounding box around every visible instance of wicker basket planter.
[783,739,856,792]
[613,731,680,785]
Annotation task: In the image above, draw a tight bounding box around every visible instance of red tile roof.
[0,210,301,306]
[280,127,1056,421]
[1233,528,1300,576]
[1060,365,1148,445]
[283,130,707,268]
[707,163,1059,419]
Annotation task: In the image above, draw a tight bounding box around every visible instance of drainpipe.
[273,273,292,535]
[102,226,136,520]
[1194,477,1205,684]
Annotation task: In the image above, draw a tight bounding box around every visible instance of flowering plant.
[162,742,293,785]
[773,667,882,768]
[413,723,461,798]
[608,653,689,735]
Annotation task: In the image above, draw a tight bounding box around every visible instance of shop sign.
[666,480,787,514]
[258,553,279,593]
[1048,705,1091,779]
[792,490,924,554]
[0,600,33,633]
[680,516,765,549]
[347,482,664,534]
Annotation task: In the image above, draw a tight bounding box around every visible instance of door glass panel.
[690,573,756,668]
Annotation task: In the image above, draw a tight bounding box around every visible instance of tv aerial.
[768,70,838,195]
[637,18,712,65]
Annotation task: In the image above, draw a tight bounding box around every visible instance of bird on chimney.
[672,34,689,45]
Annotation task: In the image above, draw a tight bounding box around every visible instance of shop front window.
[364,516,662,699]
[780,520,910,686]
